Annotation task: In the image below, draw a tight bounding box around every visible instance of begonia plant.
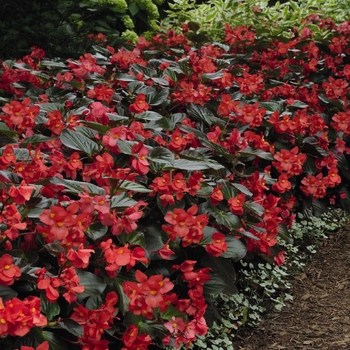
[0,16,350,350]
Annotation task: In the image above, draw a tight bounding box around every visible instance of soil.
[232,227,350,350]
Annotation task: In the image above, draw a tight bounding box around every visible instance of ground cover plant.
[1,15,350,350]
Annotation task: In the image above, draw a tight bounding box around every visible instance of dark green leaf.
[231,183,253,196]
[171,158,224,171]
[335,150,349,169]
[207,207,242,230]
[303,155,317,175]
[312,200,328,217]
[37,103,65,113]
[40,292,60,321]
[114,278,129,314]
[42,331,68,350]
[267,79,285,87]
[60,128,99,156]
[116,139,134,155]
[81,121,110,134]
[106,113,128,121]
[135,111,164,121]
[114,73,136,82]
[233,229,259,241]
[221,236,247,260]
[0,285,17,301]
[73,126,97,138]
[86,222,108,241]
[187,103,217,126]
[21,134,55,147]
[118,230,146,247]
[140,324,168,339]
[85,294,104,310]
[259,101,284,113]
[287,100,308,109]
[318,93,344,108]
[217,180,236,200]
[146,88,169,106]
[243,202,265,217]
[43,243,66,256]
[128,81,145,93]
[0,122,18,137]
[0,170,22,184]
[50,177,105,195]
[160,305,187,321]
[145,225,168,252]
[201,226,218,245]
[110,192,138,210]
[238,147,273,160]
[201,71,224,82]
[187,21,200,32]
[41,60,67,68]
[131,64,157,78]
[75,269,107,300]
[201,255,238,294]
[118,180,152,193]
[123,312,143,328]
[13,148,30,161]
[0,136,17,146]
[156,196,185,216]
[278,224,293,244]
[57,319,84,338]
[148,147,174,164]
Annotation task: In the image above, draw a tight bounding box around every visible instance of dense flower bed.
[0,18,350,349]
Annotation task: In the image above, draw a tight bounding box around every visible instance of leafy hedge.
[163,0,350,43]
[1,15,350,350]
[0,0,166,60]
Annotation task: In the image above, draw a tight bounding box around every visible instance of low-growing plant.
[1,17,350,350]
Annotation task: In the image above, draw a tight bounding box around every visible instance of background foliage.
[162,0,350,43]
[0,0,165,60]
[2,0,350,60]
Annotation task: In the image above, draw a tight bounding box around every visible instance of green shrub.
[161,0,350,43]
[0,0,166,60]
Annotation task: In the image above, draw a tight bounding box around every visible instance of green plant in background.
[0,0,165,60]
[71,0,164,42]
[161,0,350,43]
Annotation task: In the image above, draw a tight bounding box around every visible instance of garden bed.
[1,13,350,349]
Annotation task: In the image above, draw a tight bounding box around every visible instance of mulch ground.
[232,227,350,350]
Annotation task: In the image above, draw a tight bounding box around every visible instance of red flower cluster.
[0,254,21,286]
[16,342,49,350]
[36,266,84,303]
[71,291,118,350]
[129,94,149,113]
[1,97,40,133]
[163,205,209,247]
[122,325,152,350]
[205,232,228,257]
[150,171,204,205]
[123,270,174,319]
[0,296,47,337]
[100,239,148,278]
